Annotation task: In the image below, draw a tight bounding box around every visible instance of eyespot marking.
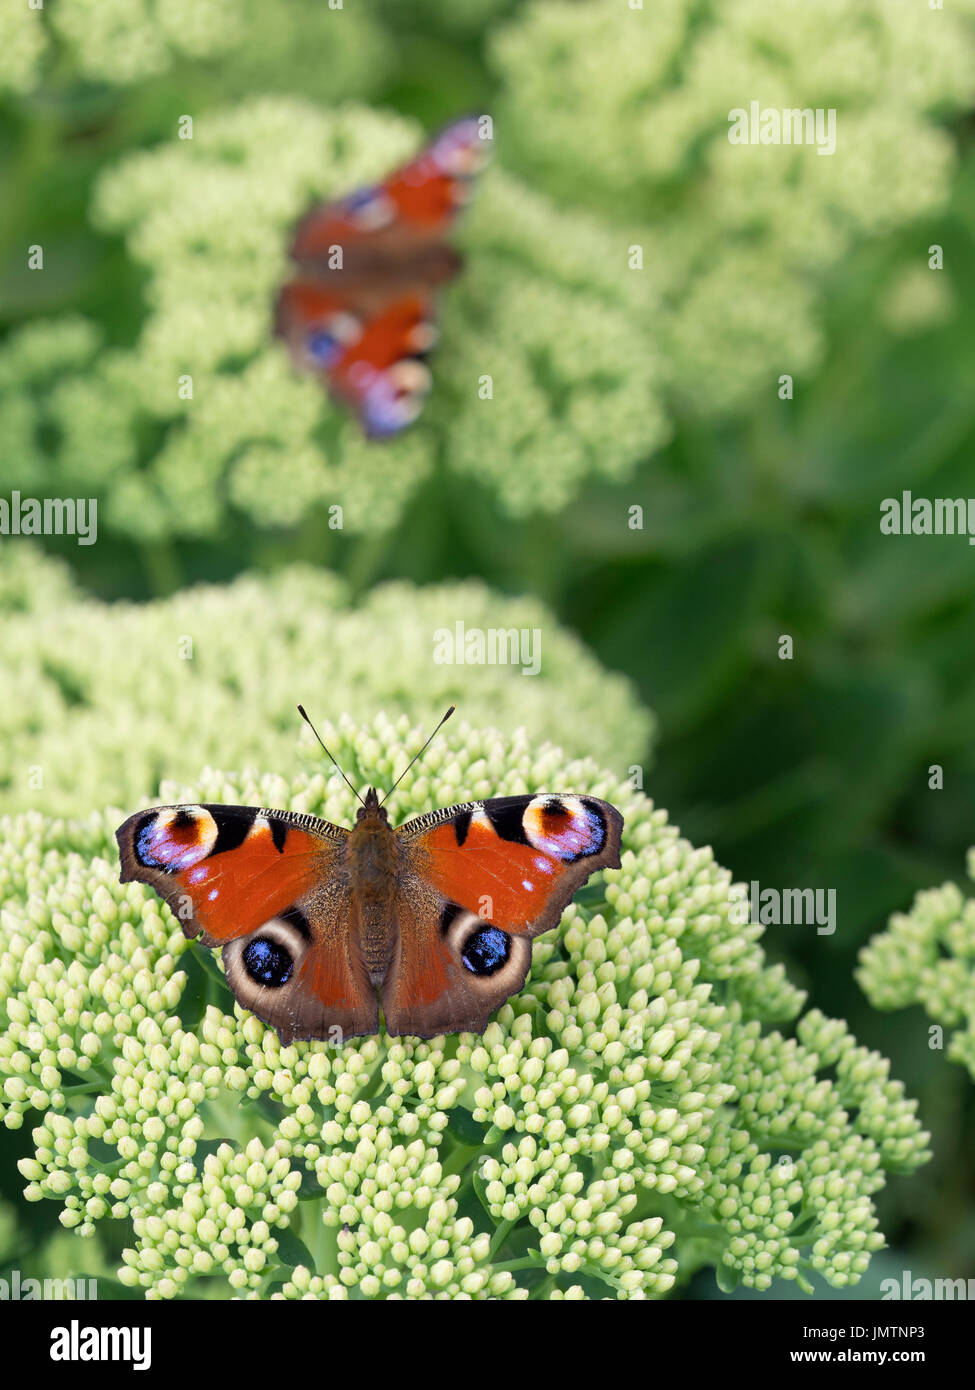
[279,905,312,940]
[134,807,218,873]
[342,187,396,231]
[242,936,294,988]
[389,359,432,395]
[461,926,511,977]
[440,909,530,994]
[360,362,430,437]
[439,901,463,936]
[522,795,606,861]
[430,120,490,176]
[307,329,342,369]
[222,914,311,1011]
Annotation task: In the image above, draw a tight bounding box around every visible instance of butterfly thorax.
[294,242,462,292]
[348,789,401,983]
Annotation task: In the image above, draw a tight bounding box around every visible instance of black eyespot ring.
[242,936,294,988]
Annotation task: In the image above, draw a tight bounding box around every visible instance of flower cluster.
[0,545,651,819]
[1,718,929,1298]
[0,0,243,92]
[858,851,975,1082]
[0,3,45,94]
[492,0,975,410]
[0,0,514,98]
[0,0,383,94]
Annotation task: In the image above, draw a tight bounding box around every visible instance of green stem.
[491,1254,546,1274]
[63,1080,110,1098]
[488,1217,516,1260]
[141,539,183,597]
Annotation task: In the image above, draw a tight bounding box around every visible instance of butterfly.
[274,115,492,438]
[115,708,623,1044]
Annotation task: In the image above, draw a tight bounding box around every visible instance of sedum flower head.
[491,0,975,411]
[2,718,929,1298]
[0,3,45,94]
[858,852,975,1081]
[1,0,387,95]
[0,545,652,819]
[48,0,244,84]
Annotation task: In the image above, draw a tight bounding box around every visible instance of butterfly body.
[275,115,491,437]
[346,788,402,983]
[116,788,622,1044]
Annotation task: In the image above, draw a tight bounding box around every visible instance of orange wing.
[275,283,437,437]
[380,880,532,1039]
[289,115,490,261]
[398,794,623,936]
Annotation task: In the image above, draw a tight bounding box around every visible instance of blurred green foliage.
[1,0,974,1289]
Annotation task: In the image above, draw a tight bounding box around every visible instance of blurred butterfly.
[274,115,492,438]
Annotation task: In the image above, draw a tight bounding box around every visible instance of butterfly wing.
[275,115,490,436]
[116,804,378,1044]
[289,115,490,263]
[274,284,438,438]
[383,794,623,1037]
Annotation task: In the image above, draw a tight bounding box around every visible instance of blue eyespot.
[461,926,510,977]
[243,937,294,988]
[136,823,165,869]
[343,186,380,212]
[307,330,341,368]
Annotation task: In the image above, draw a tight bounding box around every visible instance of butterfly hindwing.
[116,804,378,1044]
[276,286,438,438]
[380,885,533,1039]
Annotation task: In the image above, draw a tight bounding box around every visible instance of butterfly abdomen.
[348,812,401,984]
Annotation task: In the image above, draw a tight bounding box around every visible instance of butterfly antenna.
[297,705,366,807]
[379,706,455,807]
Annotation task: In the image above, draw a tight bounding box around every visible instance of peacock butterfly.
[274,115,492,438]
[115,708,623,1044]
